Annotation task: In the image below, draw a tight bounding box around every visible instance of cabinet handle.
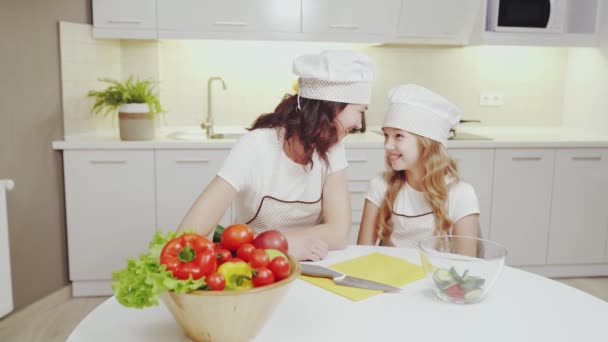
[329,24,360,30]
[214,21,248,27]
[347,158,368,163]
[90,160,126,164]
[512,157,542,161]
[571,156,601,161]
[175,159,210,164]
[107,20,143,25]
[350,190,366,194]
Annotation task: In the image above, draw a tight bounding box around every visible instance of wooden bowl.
[161,256,301,342]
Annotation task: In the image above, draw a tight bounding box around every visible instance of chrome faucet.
[201,76,227,139]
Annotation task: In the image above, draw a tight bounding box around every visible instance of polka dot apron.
[246,128,324,234]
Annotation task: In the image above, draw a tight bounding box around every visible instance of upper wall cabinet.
[390,0,483,45]
[157,0,301,39]
[301,0,401,42]
[475,0,601,47]
[92,0,158,39]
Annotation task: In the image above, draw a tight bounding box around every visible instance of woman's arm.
[452,213,480,256]
[281,169,351,261]
[178,176,237,236]
[357,199,380,245]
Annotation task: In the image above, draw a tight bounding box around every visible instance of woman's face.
[335,104,367,140]
[382,127,421,171]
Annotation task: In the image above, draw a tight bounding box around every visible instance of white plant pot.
[118,103,156,141]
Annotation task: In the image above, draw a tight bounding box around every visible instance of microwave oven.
[487,0,567,33]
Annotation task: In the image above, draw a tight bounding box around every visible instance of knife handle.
[300,264,343,278]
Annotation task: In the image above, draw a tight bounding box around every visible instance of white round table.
[68,246,608,342]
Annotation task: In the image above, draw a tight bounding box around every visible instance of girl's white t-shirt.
[218,128,348,224]
[365,174,480,230]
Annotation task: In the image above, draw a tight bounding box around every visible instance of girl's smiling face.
[335,104,367,140]
[383,127,421,171]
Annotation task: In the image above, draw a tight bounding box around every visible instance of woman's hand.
[289,236,329,261]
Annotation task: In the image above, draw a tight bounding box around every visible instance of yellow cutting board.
[299,252,425,302]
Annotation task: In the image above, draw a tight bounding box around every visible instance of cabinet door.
[448,149,495,239]
[393,0,481,43]
[548,149,608,264]
[489,149,555,266]
[348,181,368,244]
[155,150,232,234]
[158,0,300,37]
[64,150,156,280]
[92,0,157,38]
[302,0,401,36]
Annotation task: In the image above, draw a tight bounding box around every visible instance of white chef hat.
[293,50,375,106]
[383,84,461,147]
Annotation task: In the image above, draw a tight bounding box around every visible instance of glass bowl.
[419,236,508,304]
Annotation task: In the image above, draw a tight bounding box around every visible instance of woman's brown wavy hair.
[249,94,348,169]
[377,134,460,242]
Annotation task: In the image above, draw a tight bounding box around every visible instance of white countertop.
[52,125,608,150]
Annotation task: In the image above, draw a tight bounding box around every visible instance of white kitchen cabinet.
[63,150,156,295]
[92,0,157,39]
[477,0,600,47]
[448,149,495,239]
[547,149,608,264]
[489,149,555,266]
[302,0,401,41]
[155,149,232,234]
[157,0,301,39]
[391,0,483,45]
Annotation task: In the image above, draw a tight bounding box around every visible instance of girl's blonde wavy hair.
[377,134,460,243]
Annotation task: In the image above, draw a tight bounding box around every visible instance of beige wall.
[0,1,91,311]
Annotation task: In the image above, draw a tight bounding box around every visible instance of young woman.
[357,84,480,255]
[179,50,375,261]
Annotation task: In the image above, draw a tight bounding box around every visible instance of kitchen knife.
[301,263,402,293]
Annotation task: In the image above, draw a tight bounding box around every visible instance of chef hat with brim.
[293,50,375,105]
[383,84,461,148]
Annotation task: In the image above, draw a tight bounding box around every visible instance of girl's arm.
[357,199,380,245]
[281,169,351,261]
[177,176,237,236]
[452,213,480,256]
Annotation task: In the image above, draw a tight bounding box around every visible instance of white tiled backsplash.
[60,22,584,137]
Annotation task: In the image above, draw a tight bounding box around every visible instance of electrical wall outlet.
[479,91,504,107]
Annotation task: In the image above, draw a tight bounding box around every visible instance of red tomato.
[268,256,290,281]
[445,284,465,300]
[206,272,226,291]
[216,248,232,265]
[253,230,289,254]
[221,224,254,251]
[236,243,256,262]
[249,249,270,268]
[252,267,275,287]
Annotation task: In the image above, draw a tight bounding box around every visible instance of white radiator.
[0,179,14,318]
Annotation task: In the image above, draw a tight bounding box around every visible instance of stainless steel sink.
[164,127,246,141]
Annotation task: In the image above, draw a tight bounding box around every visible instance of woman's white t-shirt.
[218,128,348,225]
[365,174,480,246]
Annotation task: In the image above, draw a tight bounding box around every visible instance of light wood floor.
[1,278,607,342]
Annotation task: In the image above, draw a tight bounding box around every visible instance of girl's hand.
[289,237,329,261]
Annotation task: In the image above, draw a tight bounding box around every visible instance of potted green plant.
[87,76,163,141]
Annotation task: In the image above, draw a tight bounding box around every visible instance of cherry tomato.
[236,243,256,262]
[221,224,254,251]
[206,272,226,291]
[268,256,290,281]
[252,267,275,287]
[216,248,232,265]
[249,249,270,268]
[253,230,288,254]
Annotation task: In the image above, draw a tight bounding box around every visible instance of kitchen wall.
[562,2,608,134]
[62,29,570,136]
[0,1,91,311]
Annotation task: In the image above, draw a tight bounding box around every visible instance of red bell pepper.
[160,233,216,280]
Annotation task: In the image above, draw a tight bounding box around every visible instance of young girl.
[179,50,375,261]
[357,84,480,254]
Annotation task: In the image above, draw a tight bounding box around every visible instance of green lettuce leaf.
[111,229,207,308]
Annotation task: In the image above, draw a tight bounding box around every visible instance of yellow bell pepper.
[217,261,253,290]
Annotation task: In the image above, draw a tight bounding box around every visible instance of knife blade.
[300,263,402,293]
